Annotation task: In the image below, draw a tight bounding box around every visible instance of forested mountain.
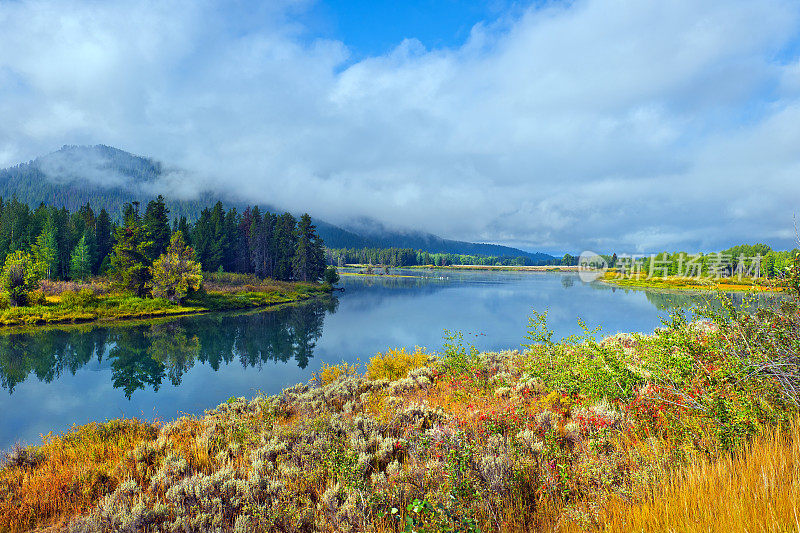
[0,145,553,262]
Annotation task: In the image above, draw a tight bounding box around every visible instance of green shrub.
[27,290,47,306]
[522,310,642,402]
[59,288,99,308]
[60,290,77,307]
[441,330,480,375]
[76,288,98,307]
[323,265,340,285]
[0,251,40,306]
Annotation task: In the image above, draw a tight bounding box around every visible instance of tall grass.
[0,419,158,532]
[599,418,800,532]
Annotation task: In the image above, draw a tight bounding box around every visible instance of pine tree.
[177,216,191,242]
[235,207,252,273]
[151,231,203,304]
[192,208,221,272]
[95,209,113,274]
[31,218,58,280]
[293,213,325,282]
[70,232,92,280]
[53,208,73,279]
[110,203,153,297]
[143,195,171,260]
[274,213,297,281]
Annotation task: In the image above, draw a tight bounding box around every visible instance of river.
[0,270,744,450]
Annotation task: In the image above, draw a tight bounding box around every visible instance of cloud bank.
[1,0,799,253]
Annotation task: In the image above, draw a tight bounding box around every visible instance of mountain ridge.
[0,145,555,262]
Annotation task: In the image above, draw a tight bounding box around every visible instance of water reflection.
[0,296,339,399]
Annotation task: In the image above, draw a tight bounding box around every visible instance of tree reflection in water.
[0,296,338,398]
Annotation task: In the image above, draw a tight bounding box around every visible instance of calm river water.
[0,270,739,450]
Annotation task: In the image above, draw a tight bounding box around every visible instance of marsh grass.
[0,419,158,532]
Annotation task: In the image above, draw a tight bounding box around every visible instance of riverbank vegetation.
[597,270,781,292]
[2,290,798,531]
[0,196,333,327]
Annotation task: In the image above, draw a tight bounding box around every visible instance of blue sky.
[307,0,519,58]
[1,0,800,253]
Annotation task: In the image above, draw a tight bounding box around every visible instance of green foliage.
[30,220,58,280]
[1,250,40,306]
[323,265,340,285]
[69,233,92,280]
[385,498,481,533]
[327,247,550,268]
[522,309,554,347]
[293,214,326,282]
[523,310,644,402]
[784,251,800,297]
[143,195,171,260]
[441,330,480,375]
[150,231,203,304]
[109,203,153,297]
[60,288,98,308]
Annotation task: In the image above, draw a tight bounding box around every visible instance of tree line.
[326,247,552,267]
[0,195,328,305]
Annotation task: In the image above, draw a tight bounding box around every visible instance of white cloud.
[1,0,799,252]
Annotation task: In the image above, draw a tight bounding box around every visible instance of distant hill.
[0,145,554,262]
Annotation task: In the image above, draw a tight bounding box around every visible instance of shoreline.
[597,273,782,293]
[0,282,332,332]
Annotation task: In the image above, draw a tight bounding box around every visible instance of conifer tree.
[235,207,252,273]
[70,232,92,280]
[110,202,153,297]
[143,195,171,260]
[293,214,325,282]
[95,209,113,274]
[192,208,221,272]
[31,218,58,279]
[274,212,297,281]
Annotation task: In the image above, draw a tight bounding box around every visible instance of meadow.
[1,293,798,532]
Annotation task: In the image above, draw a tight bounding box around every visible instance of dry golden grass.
[598,418,800,533]
[0,419,158,533]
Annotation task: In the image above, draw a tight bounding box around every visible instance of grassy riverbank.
[1,294,798,532]
[0,273,331,328]
[598,270,782,292]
